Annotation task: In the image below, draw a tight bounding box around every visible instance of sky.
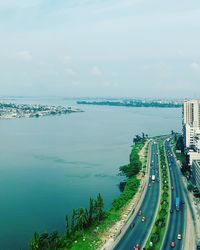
[0,0,200,98]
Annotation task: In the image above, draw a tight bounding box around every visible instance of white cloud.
[91,0,144,14]
[190,62,200,72]
[16,51,33,61]
[90,66,102,76]
[0,0,40,9]
[71,81,80,86]
[65,68,76,76]
[63,56,72,64]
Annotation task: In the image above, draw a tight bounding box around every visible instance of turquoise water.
[0,98,181,249]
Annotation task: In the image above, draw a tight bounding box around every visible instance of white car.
[177,234,182,240]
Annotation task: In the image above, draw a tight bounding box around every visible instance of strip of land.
[77,99,182,108]
[0,102,83,119]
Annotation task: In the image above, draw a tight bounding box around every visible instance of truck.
[175,197,180,211]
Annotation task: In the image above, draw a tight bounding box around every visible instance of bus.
[175,197,180,211]
[152,175,155,182]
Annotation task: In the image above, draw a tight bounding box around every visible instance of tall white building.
[192,160,200,192]
[183,99,200,127]
[183,100,200,148]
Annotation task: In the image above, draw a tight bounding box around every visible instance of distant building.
[192,160,200,192]
[188,151,200,166]
[183,124,195,148]
[183,99,200,148]
[193,129,200,153]
[183,100,200,165]
[183,99,200,127]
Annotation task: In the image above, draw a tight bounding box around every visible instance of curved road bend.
[161,141,186,250]
[114,142,160,250]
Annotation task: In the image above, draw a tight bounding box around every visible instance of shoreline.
[0,102,83,120]
[29,138,149,250]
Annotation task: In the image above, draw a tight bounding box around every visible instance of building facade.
[183,99,200,127]
[192,160,200,192]
[183,100,200,149]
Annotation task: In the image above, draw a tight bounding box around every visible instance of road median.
[144,139,170,250]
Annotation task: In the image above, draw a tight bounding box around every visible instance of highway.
[161,140,186,250]
[114,142,160,250]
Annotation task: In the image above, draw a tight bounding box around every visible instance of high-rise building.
[192,160,200,192]
[183,99,200,127]
[183,100,200,148]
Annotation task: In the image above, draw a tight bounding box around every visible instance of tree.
[71,209,76,233]
[176,135,184,153]
[65,215,70,237]
[39,233,49,249]
[76,208,88,232]
[29,232,39,250]
[94,193,105,222]
[49,231,59,249]
[89,198,94,224]
[187,183,194,192]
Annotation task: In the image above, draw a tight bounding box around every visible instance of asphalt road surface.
[114,142,160,250]
[161,140,186,250]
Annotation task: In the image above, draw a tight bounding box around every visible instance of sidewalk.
[185,202,195,250]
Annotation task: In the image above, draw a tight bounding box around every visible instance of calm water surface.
[0,98,181,249]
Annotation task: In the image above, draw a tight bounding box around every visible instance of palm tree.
[71,209,77,233]
[29,232,39,250]
[49,231,59,249]
[65,215,70,237]
[76,208,88,232]
[39,233,49,249]
[94,193,104,222]
[89,198,94,224]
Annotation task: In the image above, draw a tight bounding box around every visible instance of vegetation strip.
[144,140,170,250]
[29,136,148,250]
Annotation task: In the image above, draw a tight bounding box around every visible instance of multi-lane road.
[114,142,160,250]
[161,140,186,250]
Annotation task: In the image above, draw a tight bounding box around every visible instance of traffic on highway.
[114,142,160,250]
[161,139,186,250]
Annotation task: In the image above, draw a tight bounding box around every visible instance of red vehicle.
[170,241,175,248]
[134,244,140,250]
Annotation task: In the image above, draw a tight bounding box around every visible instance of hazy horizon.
[1,0,200,98]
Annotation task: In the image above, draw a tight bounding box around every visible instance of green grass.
[29,141,150,250]
[69,142,148,250]
[69,210,120,250]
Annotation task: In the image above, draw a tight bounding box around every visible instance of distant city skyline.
[0,0,200,98]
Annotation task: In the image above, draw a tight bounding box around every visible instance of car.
[170,209,173,213]
[171,186,174,190]
[170,241,175,248]
[181,200,185,205]
[177,234,182,240]
[139,210,142,215]
[196,240,200,250]
[149,183,151,187]
[131,222,135,228]
[134,244,140,250]
[142,216,145,222]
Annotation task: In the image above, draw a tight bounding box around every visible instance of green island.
[29,135,149,250]
[77,100,182,108]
